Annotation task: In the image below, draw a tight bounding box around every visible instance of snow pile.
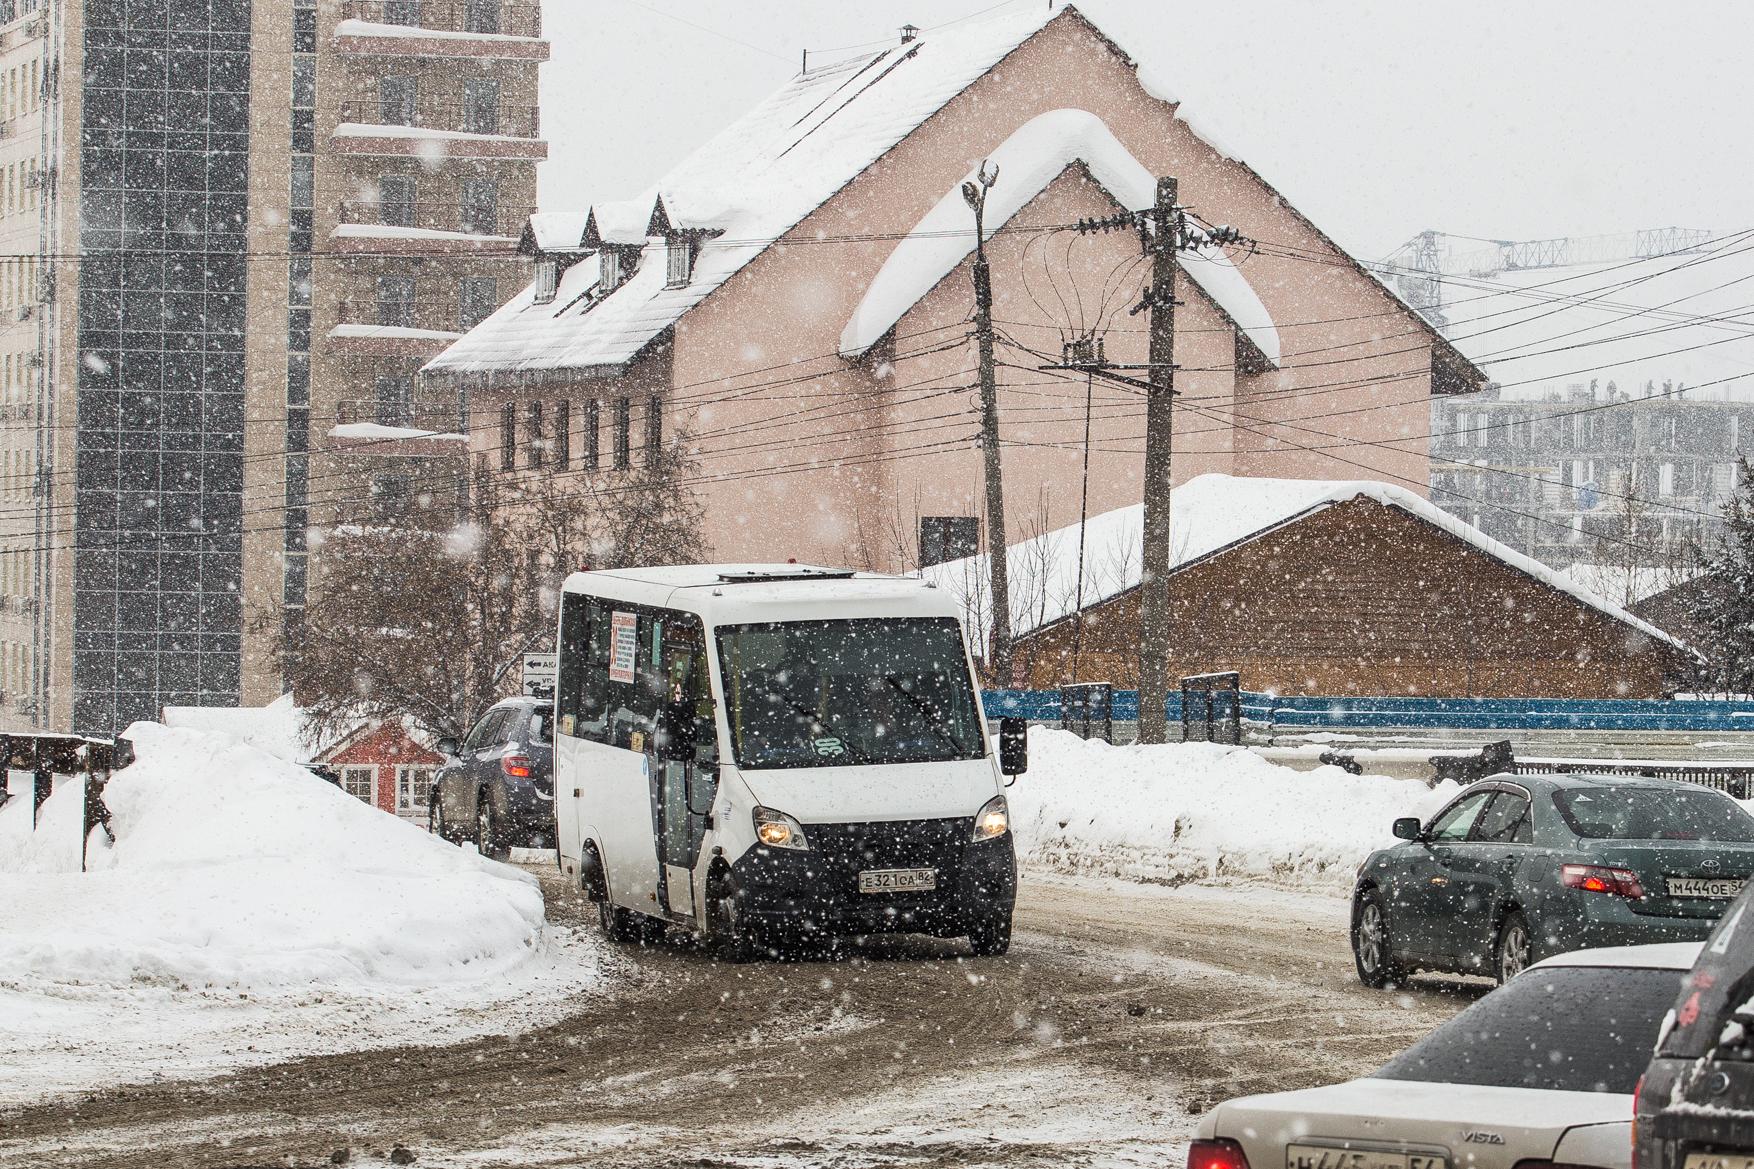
[0,723,610,1103]
[1010,727,1457,888]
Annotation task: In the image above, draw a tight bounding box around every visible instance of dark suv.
[1637,876,1754,1169]
[430,697,555,860]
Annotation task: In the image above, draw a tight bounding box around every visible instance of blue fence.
[982,690,1754,733]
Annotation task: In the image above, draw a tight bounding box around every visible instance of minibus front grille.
[804,816,974,897]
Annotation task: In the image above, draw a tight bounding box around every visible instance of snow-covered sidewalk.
[0,723,614,1106]
[1010,728,1458,889]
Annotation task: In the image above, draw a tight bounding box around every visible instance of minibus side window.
[556,593,591,739]
[577,599,613,742]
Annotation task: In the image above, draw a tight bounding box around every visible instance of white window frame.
[341,766,376,804]
[533,259,558,305]
[396,765,433,815]
[665,236,693,287]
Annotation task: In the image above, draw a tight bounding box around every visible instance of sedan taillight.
[501,754,533,779]
[1560,863,1646,900]
[1189,1139,1251,1169]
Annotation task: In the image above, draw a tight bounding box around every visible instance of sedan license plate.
[1685,1155,1754,1169]
[1668,877,1746,900]
[858,867,937,894]
[1288,1147,1445,1169]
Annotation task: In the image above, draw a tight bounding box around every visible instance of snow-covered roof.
[427,3,1456,385]
[426,7,1067,379]
[1436,235,1754,402]
[526,211,590,254]
[922,472,1691,652]
[839,107,1280,363]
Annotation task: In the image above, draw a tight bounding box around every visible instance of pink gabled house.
[424,5,1483,572]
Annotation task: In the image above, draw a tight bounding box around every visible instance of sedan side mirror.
[1392,816,1422,841]
[998,717,1028,778]
[436,736,460,758]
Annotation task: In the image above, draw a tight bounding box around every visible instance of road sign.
[521,652,557,697]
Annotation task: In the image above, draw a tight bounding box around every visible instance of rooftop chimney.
[900,23,919,43]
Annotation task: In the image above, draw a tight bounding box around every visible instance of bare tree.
[269,439,705,744]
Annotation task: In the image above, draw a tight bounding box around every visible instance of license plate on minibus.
[1667,877,1746,899]
[1685,1154,1754,1169]
[1288,1146,1445,1169]
[858,868,937,893]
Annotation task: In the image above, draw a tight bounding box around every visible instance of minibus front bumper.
[730,816,1015,939]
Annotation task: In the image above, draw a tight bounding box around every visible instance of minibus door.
[656,621,717,918]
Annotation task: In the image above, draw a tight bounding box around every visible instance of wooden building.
[926,474,1696,700]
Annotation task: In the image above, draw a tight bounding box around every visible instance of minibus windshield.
[715,617,985,770]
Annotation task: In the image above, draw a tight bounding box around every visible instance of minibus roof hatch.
[714,568,858,585]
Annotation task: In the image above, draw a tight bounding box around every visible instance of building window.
[288,255,312,307]
[379,174,416,227]
[527,401,544,469]
[500,402,515,471]
[397,766,433,816]
[532,259,558,305]
[665,237,693,287]
[341,766,376,803]
[293,7,317,52]
[554,400,571,468]
[384,0,421,26]
[289,155,314,211]
[599,249,627,294]
[464,0,501,34]
[376,374,412,427]
[291,58,317,110]
[462,77,500,135]
[613,398,631,469]
[645,395,662,460]
[373,473,413,516]
[459,177,498,235]
[379,74,416,125]
[919,516,979,568]
[376,274,416,328]
[459,276,499,329]
[584,399,600,470]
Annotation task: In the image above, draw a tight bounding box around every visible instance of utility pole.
[964,162,1014,684]
[1136,176,1180,744]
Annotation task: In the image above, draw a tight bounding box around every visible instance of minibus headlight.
[971,795,1010,842]
[753,806,809,851]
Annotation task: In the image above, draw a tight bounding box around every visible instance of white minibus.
[551,564,1027,959]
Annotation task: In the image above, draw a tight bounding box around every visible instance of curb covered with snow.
[0,723,612,1105]
[1011,728,1458,889]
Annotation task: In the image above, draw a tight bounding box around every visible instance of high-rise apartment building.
[0,0,544,735]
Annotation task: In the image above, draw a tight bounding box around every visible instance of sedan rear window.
[1375,966,1682,1093]
[1554,788,1754,842]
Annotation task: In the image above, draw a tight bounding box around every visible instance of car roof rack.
[714,567,858,585]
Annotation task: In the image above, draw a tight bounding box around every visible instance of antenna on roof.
[900,23,919,43]
[801,48,807,73]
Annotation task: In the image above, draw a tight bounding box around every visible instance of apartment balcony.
[332,199,527,255]
[334,2,548,60]
[329,399,470,459]
[332,100,546,160]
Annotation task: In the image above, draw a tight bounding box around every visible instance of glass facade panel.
[75,0,254,734]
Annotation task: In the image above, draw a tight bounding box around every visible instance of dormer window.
[533,258,558,305]
[666,236,695,288]
[600,248,631,295]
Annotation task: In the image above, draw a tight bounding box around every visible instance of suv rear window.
[1553,787,1754,842]
[1375,966,1682,1093]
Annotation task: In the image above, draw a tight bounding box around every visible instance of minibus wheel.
[598,901,644,943]
[708,882,756,964]
[968,910,1012,957]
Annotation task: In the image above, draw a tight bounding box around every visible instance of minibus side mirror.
[436,736,460,758]
[998,717,1028,779]
[1392,817,1422,841]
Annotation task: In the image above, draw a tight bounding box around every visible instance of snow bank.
[1011,728,1457,888]
[0,724,611,1103]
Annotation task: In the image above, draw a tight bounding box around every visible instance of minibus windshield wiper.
[882,675,963,753]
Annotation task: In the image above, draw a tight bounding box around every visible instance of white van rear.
[551,564,1025,959]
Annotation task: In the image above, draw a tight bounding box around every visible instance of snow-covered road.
[0,866,1479,1169]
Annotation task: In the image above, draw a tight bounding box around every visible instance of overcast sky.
[537,0,1754,262]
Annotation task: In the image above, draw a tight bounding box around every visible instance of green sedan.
[1351,772,1754,986]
